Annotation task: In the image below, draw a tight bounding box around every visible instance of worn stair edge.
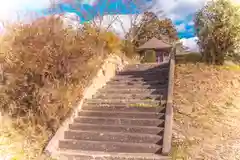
[105,82,168,87]
[74,116,164,127]
[107,80,166,84]
[96,89,167,95]
[85,99,161,104]
[78,110,164,119]
[122,66,169,71]
[117,69,169,76]
[59,139,162,153]
[102,85,168,90]
[69,123,164,134]
[111,77,169,82]
[64,130,162,143]
[102,83,168,88]
[57,150,171,160]
[93,94,162,100]
[110,77,169,81]
[83,101,167,107]
[98,87,167,91]
[162,49,175,156]
[92,95,161,101]
[81,105,166,112]
[93,92,167,100]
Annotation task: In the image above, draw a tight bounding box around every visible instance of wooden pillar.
[156,50,161,63]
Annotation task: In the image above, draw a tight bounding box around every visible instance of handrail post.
[162,45,176,155]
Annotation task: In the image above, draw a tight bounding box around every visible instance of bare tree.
[46,0,164,40]
[115,0,164,42]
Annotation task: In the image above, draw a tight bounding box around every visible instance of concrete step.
[69,123,164,135]
[78,110,164,119]
[117,69,169,76]
[81,105,165,113]
[64,130,162,143]
[73,116,164,127]
[113,74,169,80]
[112,75,169,81]
[123,64,168,70]
[106,80,167,86]
[85,99,161,106]
[59,140,162,153]
[111,76,169,82]
[93,91,167,100]
[93,94,162,100]
[97,88,167,95]
[102,83,168,90]
[58,150,171,160]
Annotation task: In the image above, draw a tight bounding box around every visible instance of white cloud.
[157,0,207,21]
[176,23,186,32]
[0,0,51,21]
[180,37,199,52]
[80,0,97,5]
[188,21,194,26]
[0,0,99,22]
[159,0,240,21]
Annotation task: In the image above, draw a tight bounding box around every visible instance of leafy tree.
[194,0,240,65]
[132,12,179,47]
[158,18,179,42]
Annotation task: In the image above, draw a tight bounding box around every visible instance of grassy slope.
[172,62,240,160]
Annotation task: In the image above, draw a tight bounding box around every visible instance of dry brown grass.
[172,63,240,160]
[0,15,125,160]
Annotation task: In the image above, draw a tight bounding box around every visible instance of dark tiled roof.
[138,37,172,50]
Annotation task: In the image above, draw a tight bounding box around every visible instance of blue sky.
[36,0,198,39]
[3,0,238,51]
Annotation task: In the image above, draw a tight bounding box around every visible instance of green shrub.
[176,53,202,64]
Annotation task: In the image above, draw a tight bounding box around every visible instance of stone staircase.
[56,63,171,160]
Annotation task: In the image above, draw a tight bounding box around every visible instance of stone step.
[73,116,164,127]
[58,150,170,160]
[85,99,160,106]
[97,88,167,95]
[59,140,162,153]
[123,64,168,70]
[83,102,167,109]
[69,123,164,135]
[112,75,169,81]
[78,110,164,119]
[102,83,168,90]
[93,94,162,100]
[64,130,162,143]
[117,71,169,77]
[93,91,167,99]
[111,76,168,81]
[81,105,166,113]
[106,80,167,86]
[117,69,169,76]
[94,92,162,97]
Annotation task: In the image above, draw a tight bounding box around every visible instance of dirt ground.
[172,63,240,160]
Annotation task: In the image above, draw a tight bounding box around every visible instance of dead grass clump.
[121,39,140,60]
[0,15,120,159]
